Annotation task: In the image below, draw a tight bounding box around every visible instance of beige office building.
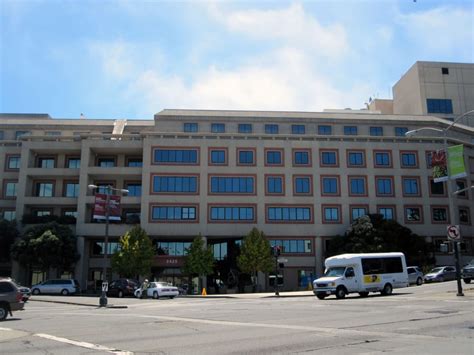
[1,107,473,292]
[392,61,474,121]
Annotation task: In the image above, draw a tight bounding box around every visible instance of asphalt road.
[1,281,473,354]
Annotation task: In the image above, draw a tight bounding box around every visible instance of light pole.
[405,109,474,297]
[88,184,128,307]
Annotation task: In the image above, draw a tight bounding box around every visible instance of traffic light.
[276,246,281,256]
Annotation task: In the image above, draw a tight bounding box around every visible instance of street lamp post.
[88,184,128,307]
[405,109,474,297]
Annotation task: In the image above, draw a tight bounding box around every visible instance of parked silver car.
[31,279,79,296]
[424,266,456,283]
[461,260,474,284]
[407,266,424,285]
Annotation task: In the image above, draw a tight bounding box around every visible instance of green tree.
[327,214,434,267]
[11,222,79,274]
[237,228,273,292]
[0,219,19,262]
[182,235,214,293]
[111,226,154,279]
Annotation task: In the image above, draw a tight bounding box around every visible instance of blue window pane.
[403,179,419,195]
[265,124,279,134]
[348,152,363,166]
[344,126,357,135]
[426,99,453,114]
[318,125,332,135]
[377,179,392,194]
[184,123,198,132]
[323,178,337,194]
[238,124,252,133]
[239,151,254,164]
[350,178,365,194]
[211,150,225,164]
[294,151,309,165]
[402,153,416,167]
[375,153,390,166]
[210,206,254,221]
[211,177,254,193]
[267,207,311,221]
[380,208,393,220]
[211,123,225,133]
[370,127,383,136]
[295,177,310,193]
[395,127,408,136]
[154,149,198,164]
[292,125,305,134]
[322,152,337,165]
[267,151,282,164]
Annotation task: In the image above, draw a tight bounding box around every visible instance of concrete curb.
[29,299,128,308]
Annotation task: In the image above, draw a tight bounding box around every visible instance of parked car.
[107,279,139,298]
[407,266,424,286]
[424,266,456,283]
[0,279,25,321]
[134,282,179,299]
[31,279,80,295]
[461,259,474,284]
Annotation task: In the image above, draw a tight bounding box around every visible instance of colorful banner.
[431,149,448,183]
[447,144,467,180]
[363,274,381,284]
[93,193,121,221]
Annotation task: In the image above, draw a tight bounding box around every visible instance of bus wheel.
[335,286,346,299]
[358,292,369,298]
[381,283,392,296]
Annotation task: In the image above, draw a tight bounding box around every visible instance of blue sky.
[1,0,472,119]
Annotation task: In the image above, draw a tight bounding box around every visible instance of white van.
[313,253,409,299]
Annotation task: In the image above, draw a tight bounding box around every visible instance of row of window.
[146,204,471,224]
[2,202,470,226]
[182,122,411,137]
[88,239,313,258]
[0,181,142,198]
[1,176,469,199]
[3,156,144,170]
[3,149,460,170]
[82,238,474,260]
[151,147,430,169]
[148,174,468,198]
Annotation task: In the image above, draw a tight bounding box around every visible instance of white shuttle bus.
[313,252,409,300]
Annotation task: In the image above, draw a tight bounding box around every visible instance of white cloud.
[397,6,473,55]
[125,46,368,114]
[208,3,349,59]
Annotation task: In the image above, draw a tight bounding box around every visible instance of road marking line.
[57,311,451,342]
[34,333,133,355]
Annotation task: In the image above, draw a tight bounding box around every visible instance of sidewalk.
[29,290,315,307]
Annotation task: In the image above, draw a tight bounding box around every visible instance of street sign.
[447,225,461,241]
[102,282,109,292]
[277,258,288,263]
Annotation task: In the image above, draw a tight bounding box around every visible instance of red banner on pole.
[431,149,448,183]
[93,194,121,221]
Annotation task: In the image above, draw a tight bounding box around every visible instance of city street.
[1,281,473,354]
